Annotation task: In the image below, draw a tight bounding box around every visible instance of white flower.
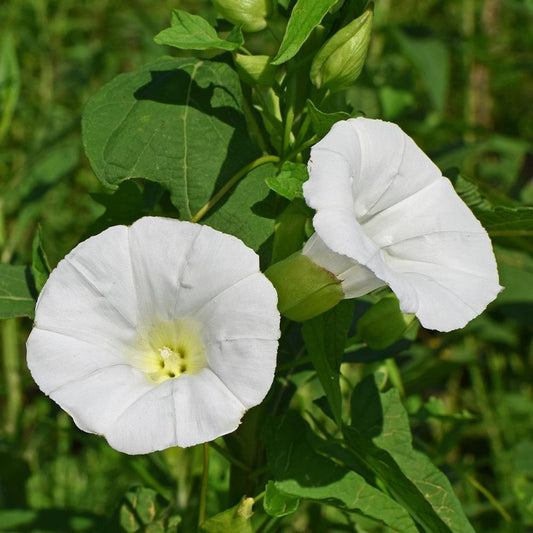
[302,118,502,332]
[26,217,280,454]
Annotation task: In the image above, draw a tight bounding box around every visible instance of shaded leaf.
[154,10,243,51]
[302,300,355,424]
[306,99,354,138]
[265,412,419,532]
[0,265,36,319]
[82,56,274,250]
[349,375,475,532]
[264,481,299,517]
[117,487,168,533]
[272,0,338,65]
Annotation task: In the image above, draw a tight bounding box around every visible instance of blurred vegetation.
[1,0,532,531]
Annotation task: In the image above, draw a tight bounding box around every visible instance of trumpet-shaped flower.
[302,118,502,332]
[26,217,280,454]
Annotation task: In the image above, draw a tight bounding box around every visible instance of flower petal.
[194,273,280,342]
[106,369,245,453]
[128,217,261,325]
[32,225,137,351]
[206,338,278,408]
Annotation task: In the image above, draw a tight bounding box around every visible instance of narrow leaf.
[302,300,354,424]
[272,0,338,65]
[31,226,51,293]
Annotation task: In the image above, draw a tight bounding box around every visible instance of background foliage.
[1,0,532,531]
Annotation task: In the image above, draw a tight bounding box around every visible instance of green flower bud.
[212,0,272,33]
[310,6,373,92]
[234,53,277,86]
[265,251,344,322]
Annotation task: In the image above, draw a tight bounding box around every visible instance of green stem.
[189,155,280,223]
[2,318,21,436]
[198,442,210,526]
[210,440,252,472]
[466,473,512,523]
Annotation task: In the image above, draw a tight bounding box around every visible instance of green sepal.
[265,251,343,321]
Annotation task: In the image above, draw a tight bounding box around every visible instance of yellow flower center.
[132,318,207,384]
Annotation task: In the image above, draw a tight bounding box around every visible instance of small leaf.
[199,497,254,533]
[264,481,299,517]
[266,161,308,200]
[0,264,36,319]
[302,300,355,424]
[118,487,167,533]
[306,99,355,138]
[272,0,338,65]
[154,10,243,51]
[31,226,51,293]
[234,54,277,86]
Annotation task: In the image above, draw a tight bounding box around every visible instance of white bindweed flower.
[26,217,280,454]
[302,117,502,332]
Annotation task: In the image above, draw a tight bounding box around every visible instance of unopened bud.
[213,0,271,33]
[265,251,344,322]
[310,7,373,92]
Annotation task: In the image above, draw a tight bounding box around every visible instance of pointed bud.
[310,6,373,92]
[213,0,272,33]
[265,251,344,322]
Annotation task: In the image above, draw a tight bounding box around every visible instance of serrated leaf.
[266,161,307,200]
[265,412,419,532]
[272,0,338,65]
[306,99,354,137]
[302,300,355,424]
[31,226,51,293]
[349,375,475,533]
[199,497,254,533]
[82,56,274,250]
[154,10,243,51]
[0,264,36,319]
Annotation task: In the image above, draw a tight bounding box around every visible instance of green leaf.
[154,10,243,51]
[476,206,533,237]
[117,487,168,533]
[264,481,299,517]
[302,300,355,424]
[356,295,416,350]
[266,161,307,200]
[306,99,354,138]
[265,412,419,532]
[31,226,51,294]
[494,247,533,304]
[0,509,103,531]
[199,497,254,533]
[394,30,449,113]
[272,0,338,65]
[348,375,475,533]
[0,264,36,319]
[82,56,275,250]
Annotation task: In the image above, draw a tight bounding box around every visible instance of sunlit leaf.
[154,10,243,51]
[272,0,338,65]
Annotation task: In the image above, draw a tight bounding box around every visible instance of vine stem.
[198,442,210,527]
[189,155,280,223]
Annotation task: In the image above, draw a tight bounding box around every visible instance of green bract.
[212,0,271,32]
[310,7,373,92]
